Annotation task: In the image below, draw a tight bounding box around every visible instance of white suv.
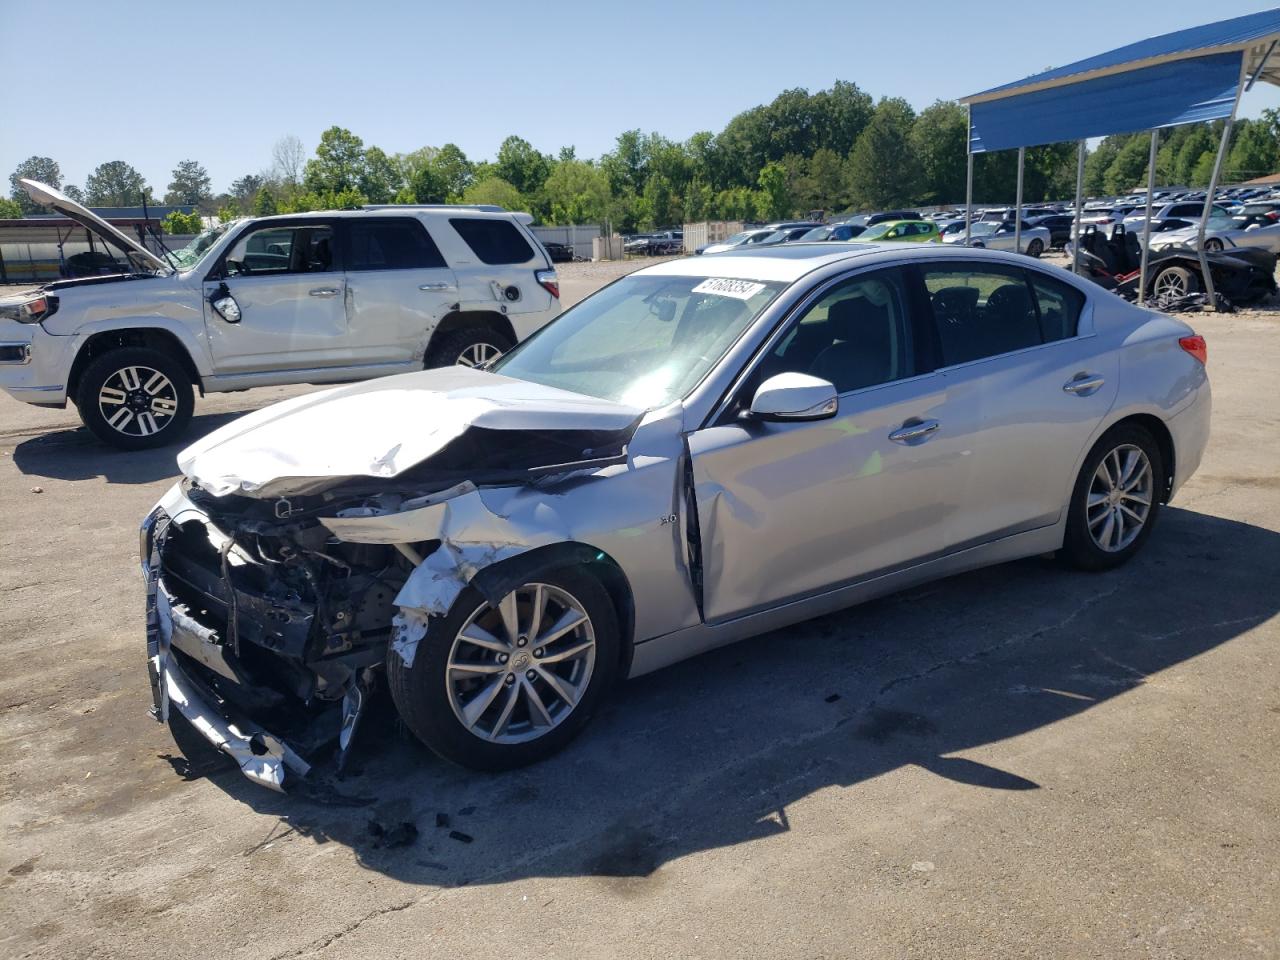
[0,180,561,449]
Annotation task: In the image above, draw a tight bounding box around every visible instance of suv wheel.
[75,347,195,449]
[388,568,620,771]
[426,328,515,369]
[1060,424,1164,571]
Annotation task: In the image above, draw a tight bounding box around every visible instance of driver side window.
[224,224,336,277]
[756,267,916,395]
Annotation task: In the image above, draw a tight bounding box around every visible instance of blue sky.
[3,0,1279,194]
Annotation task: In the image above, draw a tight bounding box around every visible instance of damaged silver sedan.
[142,244,1211,789]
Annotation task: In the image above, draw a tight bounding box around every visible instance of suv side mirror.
[749,373,838,422]
[208,282,241,323]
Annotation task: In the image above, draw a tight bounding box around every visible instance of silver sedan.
[1147,215,1280,254]
[943,219,1052,257]
[144,245,1211,787]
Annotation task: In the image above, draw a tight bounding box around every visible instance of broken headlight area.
[148,492,422,786]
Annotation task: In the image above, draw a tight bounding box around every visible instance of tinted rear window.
[449,218,536,264]
[347,219,446,270]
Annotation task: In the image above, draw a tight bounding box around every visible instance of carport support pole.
[1198,56,1251,311]
[965,106,973,246]
[1014,147,1025,253]
[1072,140,1085,276]
[1139,130,1158,300]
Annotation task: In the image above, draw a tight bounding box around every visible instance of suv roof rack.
[361,203,507,212]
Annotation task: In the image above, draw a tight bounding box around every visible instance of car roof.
[243,207,525,224]
[636,242,1051,284]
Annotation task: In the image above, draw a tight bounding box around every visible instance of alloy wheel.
[445,583,596,744]
[456,342,503,367]
[97,365,179,438]
[1153,270,1188,298]
[1086,443,1153,553]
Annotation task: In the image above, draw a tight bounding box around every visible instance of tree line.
[7,81,1280,231]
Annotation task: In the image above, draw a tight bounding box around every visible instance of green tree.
[84,161,148,206]
[461,176,525,210]
[494,136,551,195]
[63,184,85,202]
[361,146,402,203]
[1174,127,1216,185]
[793,148,848,212]
[162,209,204,233]
[910,101,967,205]
[1226,120,1279,182]
[1104,135,1150,194]
[542,160,610,224]
[227,174,264,211]
[1083,137,1121,195]
[640,173,678,229]
[9,156,62,213]
[0,197,23,218]
[304,126,369,194]
[252,188,278,216]
[848,98,919,208]
[755,161,792,220]
[164,159,212,205]
[428,143,474,201]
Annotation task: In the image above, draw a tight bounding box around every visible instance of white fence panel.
[529,225,601,261]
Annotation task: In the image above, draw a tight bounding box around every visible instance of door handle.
[888,418,940,444]
[309,287,341,297]
[1063,373,1105,395]
[419,282,454,291]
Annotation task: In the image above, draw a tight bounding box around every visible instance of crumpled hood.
[178,366,644,498]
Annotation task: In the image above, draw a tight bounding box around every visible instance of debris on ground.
[30,486,42,494]
[448,830,474,844]
[366,818,419,849]
[825,693,842,703]
[435,812,450,828]
[1142,291,1235,313]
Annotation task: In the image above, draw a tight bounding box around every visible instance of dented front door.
[688,373,951,622]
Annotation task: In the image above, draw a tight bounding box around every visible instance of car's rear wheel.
[1060,424,1164,571]
[1152,265,1199,298]
[74,347,194,450]
[1204,237,1224,253]
[387,568,620,771]
[426,328,515,369]
[1026,238,1044,258]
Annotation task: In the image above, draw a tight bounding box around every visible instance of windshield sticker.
[692,278,766,300]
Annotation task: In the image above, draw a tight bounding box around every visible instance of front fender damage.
[321,481,576,668]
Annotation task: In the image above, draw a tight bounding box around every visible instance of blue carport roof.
[959,10,1280,152]
[962,9,1280,104]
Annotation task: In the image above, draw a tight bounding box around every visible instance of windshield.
[858,223,894,240]
[491,273,785,409]
[968,222,999,236]
[170,222,233,269]
[800,226,831,240]
[719,231,754,245]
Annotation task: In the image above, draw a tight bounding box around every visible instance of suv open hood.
[178,367,645,498]
[19,179,170,275]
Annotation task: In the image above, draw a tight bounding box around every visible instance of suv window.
[224,224,336,276]
[347,218,446,270]
[758,267,916,394]
[449,217,535,264]
[921,263,1047,365]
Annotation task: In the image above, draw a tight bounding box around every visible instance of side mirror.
[749,373,838,422]
[209,282,241,323]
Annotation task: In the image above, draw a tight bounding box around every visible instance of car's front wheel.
[1026,238,1044,258]
[388,568,620,771]
[74,347,195,449]
[1060,424,1164,571]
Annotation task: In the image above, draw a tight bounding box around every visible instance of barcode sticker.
[691,278,766,300]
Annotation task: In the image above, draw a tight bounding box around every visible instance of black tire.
[388,567,620,771]
[1059,423,1165,572]
[74,346,194,450]
[1204,238,1224,253]
[1026,238,1044,258]
[1152,265,1199,299]
[425,327,515,370]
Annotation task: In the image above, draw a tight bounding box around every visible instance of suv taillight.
[1179,335,1207,365]
[535,269,559,300]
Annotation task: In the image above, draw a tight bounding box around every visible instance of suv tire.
[75,347,195,450]
[426,327,515,369]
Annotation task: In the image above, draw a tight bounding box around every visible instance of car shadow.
[10,410,245,485]
[195,506,1279,889]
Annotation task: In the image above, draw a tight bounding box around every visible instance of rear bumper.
[1166,379,1212,500]
[141,506,311,791]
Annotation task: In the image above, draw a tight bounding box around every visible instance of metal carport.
[958,8,1280,307]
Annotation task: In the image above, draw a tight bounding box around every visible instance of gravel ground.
[1,256,1278,959]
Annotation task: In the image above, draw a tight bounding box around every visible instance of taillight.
[1179,334,1207,365]
[535,269,559,300]
[1268,211,1279,220]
